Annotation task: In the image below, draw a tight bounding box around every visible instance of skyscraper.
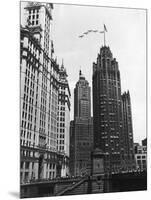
[121,91,135,170]
[93,46,123,173]
[57,61,71,176]
[74,70,91,119]
[20,2,70,183]
[93,45,136,173]
[70,70,93,176]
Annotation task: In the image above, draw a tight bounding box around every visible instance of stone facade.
[57,61,71,177]
[20,2,70,183]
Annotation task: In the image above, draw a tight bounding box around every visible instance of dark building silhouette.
[93,46,123,173]
[74,70,91,119]
[92,46,135,173]
[121,91,135,170]
[142,138,147,146]
[70,70,93,176]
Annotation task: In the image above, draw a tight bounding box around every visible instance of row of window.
[136,155,146,159]
[29,9,39,14]
[58,117,65,122]
[57,140,64,145]
[21,120,32,129]
[57,133,65,139]
[59,123,65,127]
[58,146,64,151]
[21,161,34,169]
[21,149,35,157]
[28,43,40,58]
[47,163,56,170]
[21,129,35,139]
[59,106,65,111]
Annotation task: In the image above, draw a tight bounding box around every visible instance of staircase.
[56,177,88,196]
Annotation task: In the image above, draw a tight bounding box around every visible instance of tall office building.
[74,70,91,119]
[93,45,136,173]
[121,91,135,170]
[57,61,71,176]
[20,2,67,183]
[93,46,123,173]
[70,70,93,176]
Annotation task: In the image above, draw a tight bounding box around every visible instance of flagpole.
[103,24,107,46]
[104,30,106,46]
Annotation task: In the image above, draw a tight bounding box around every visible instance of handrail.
[56,177,87,196]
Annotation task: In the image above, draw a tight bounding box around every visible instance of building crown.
[59,59,68,82]
[79,69,85,80]
[100,46,113,58]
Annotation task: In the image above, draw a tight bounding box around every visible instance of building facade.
[74,70,91,119]
[92,45,135,173]
[70,70,93,176]
[57,61,71,177]
[134,142,147,171]
[93,46,123,173]
[20,2,70,183]
[121,91,135,170]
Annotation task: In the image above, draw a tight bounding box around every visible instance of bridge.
[20,171,147,198]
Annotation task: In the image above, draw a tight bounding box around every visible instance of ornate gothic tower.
[93,46,123,173]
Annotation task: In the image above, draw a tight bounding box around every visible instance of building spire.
[79,68,86,80]
[62,58,64,67]
[61,58,64,70]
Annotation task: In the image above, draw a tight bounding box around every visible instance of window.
[142,160,146,164]
[25,172,29,181]
[137,156,141,159]
[142,156,146,159]
[25,162,30,169]
[21,162,24,169]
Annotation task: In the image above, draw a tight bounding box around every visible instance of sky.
[51,3,146,144]
[21,2,146,144]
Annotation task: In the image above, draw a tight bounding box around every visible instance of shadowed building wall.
[93,46,122,173]
[121,91,135,170]
[70,70,93,176]
[92,45,136,173]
